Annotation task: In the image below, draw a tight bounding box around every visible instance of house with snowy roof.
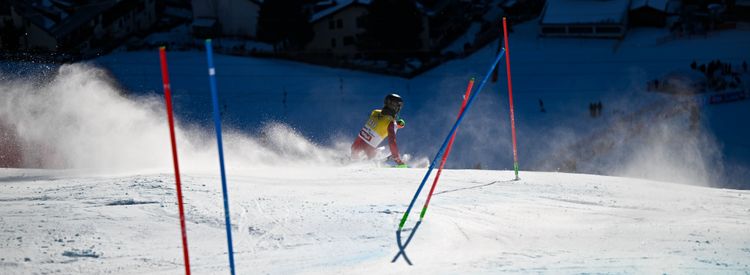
[0,0,156,53]
[305,0,371,57]
[539,0,630,38]
[629,0,674,27]
[0,3,57,50]
[191,0,261,38]
[306,0,435,58]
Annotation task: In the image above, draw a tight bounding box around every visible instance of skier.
[351,93,407,167]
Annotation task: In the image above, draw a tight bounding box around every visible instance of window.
[568,26,594,34]
[331,38,336,48]
[329,20,334,29]
[337,19,343,28]
[356,16,364,28]
[541,26,565,34]
[343,36,354,46]
[596,26,621,34]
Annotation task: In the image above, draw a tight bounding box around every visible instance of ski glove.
[396,118,406,129]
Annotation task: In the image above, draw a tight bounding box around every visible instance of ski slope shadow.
[433,179,516,196]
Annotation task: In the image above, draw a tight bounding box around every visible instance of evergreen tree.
[359,0,424,63]
[1,19,21,51]
[256,0,313,52]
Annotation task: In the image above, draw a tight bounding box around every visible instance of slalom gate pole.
[159,47,191,275]
[204,39,236,275]
[398,48,506,229]
[418,78,475,219]
[503,17,520,180]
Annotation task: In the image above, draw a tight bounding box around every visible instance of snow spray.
[419,77,475,219]
[205,39,236,275]
[503,17,520,180]
[398,48,506,230]
[159,47,192,275]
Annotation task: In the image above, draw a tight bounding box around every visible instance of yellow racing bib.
[358,110,395,147]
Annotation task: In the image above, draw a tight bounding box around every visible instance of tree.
[1,19,21,51]
[359,0,424,63]
[256,0,313,53]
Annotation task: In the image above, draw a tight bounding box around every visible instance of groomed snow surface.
[1,20,750,274]
[1,167,749,274]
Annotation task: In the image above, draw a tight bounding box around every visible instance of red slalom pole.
[503,17,520,180]
[159,46,191,275]
[419,77,475,219]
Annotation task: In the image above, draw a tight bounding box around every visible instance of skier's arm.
[387,121,403,164]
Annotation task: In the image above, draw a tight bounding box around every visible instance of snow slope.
[2,21,748,187]
[1,20,749,273]
[89,21,750,188]
[0,168,748,274]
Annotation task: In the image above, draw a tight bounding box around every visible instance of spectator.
[282,90,288,116]
[690,106,699,132]
[539,99,546,113]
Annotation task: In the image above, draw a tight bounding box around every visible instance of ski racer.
[351,93,407,167]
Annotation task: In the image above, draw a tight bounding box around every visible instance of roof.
[11,0,118,39]
[630,0,669,12]
[541,0,630,25]
[49,1,116,38]
[7,1,58,34]
[310,0,370,23]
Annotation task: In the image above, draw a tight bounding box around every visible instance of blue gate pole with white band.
[205,39,236,275]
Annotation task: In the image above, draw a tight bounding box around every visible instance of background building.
[629,0,673,28]
[539,0,630,38]
[0,0,157,55]
[191,0,261,38]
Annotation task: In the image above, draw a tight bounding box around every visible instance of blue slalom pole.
[205,39,236,275]
[398,48,506,229]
